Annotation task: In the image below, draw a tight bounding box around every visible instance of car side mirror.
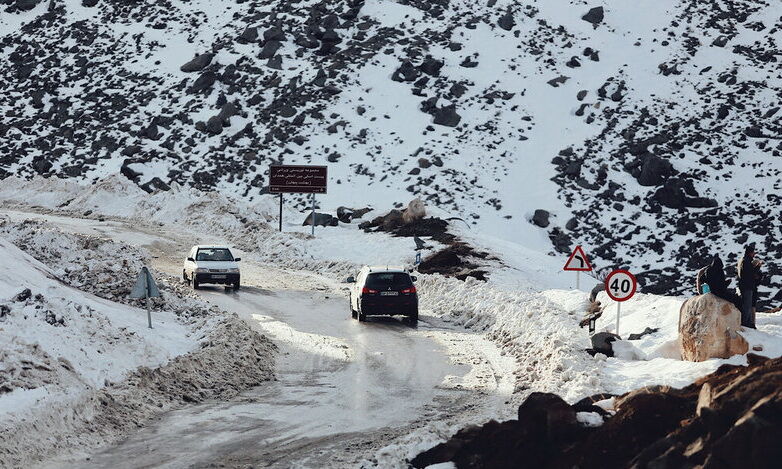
[234,258,241,262]
[411,276,418,282]
[187,257,195,262]
[346,276,356,283]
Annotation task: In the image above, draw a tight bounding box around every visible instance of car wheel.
[193,277,200,290]
[358,308,366,322]
[350,299,357,319]
[233,282,240,291]
[183,270,188,283]
[409,309,419,326]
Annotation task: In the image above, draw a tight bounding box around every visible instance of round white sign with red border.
[604,269,637,302]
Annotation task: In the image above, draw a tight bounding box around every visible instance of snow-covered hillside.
[1,0,781,299]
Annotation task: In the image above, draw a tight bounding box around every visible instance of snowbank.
[0,221,275,468]
[594,291,782,395]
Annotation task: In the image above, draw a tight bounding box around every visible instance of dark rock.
[180,53,214,73]
[263,27,286,42]
[419,56,444,76]
[590,331,620,355]
[121,145,142,157]
[392,61,419,82]
[433,106,461,128]
[259,40,281,60]
[517,392,578,441]
[303,212,339,227]
[32,157,52,174]
[582,7,604,27]
[237,26,258,43]
[336,206,354,223]
[628,327,659,340]
[14,288,32,302]
[82,0,98,6]
[140,177,170,193]
[637,155,674,186]
[15,0,39,11]
[497,9,515,31]
[531,209,550,228]
[206,115,223,135]
[267,55,283,69]
[460,57,479,68]
[548,76,569,87]
[120,159,141,180]
[188,71,217,94]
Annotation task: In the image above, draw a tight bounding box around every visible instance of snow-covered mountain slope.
[1,0,780,299]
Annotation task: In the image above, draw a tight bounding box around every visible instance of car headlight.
[228,268,240,273]
[195,268,208,273]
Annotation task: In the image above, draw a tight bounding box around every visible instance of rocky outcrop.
[413,354,782,469]
[402,197,426,224]
[679,294,748,361]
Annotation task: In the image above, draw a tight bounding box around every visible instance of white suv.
[347,266,418,324]
[183,245,241,290]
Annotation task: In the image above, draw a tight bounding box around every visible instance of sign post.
[311,193,316,236]
[279,193,283,232]
[563,245,593,290]
[129,267,161,329]
[269,165,328,236]
[604,269,638,337]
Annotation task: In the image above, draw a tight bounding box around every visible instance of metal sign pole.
[616,302,621,337]
[279,193,283,232]
[311,193,315,236]
[146,295,152,329]
[145,273,152,329]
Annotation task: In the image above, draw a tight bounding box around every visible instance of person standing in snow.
[737,244,763,329]
[696,255,742,308]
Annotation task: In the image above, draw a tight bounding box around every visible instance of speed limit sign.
[605,270,637,302]
[604,270,638,337]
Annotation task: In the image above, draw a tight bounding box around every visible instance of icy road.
[76,288,471,468]
[4,210,515,468]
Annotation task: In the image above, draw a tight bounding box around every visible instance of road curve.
[71,286,468,468]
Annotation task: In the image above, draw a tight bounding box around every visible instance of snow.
[0,236,193,423]
[2,172,782,466]
[0,217,275,468]
[576,411,604,428]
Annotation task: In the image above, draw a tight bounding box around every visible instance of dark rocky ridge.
[412,354,782,469]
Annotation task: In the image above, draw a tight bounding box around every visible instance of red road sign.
[605,270,638,302]
[563,246,593,272]
[269,165,328,194]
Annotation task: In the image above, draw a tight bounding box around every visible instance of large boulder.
[302,212,339,227]
[402,198,426,224]
[180,53,214,73]
[679,294,748,362]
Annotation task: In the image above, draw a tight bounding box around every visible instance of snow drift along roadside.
[0,223,276,469]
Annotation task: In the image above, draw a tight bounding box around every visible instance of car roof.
[193,245,233,250]
[365,265,408,274]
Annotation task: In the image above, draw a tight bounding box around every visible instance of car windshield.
[196,248,234,262]
[365,272,413,289]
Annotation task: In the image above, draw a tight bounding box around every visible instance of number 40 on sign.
[604,269,638,337]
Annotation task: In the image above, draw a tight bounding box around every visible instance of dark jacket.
[737,254,763,291]
[704,256,729,295]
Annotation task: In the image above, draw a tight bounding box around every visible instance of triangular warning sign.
[564,246,592,272]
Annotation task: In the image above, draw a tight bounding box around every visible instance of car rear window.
[365,273,413,289]
[196,248,234,261]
